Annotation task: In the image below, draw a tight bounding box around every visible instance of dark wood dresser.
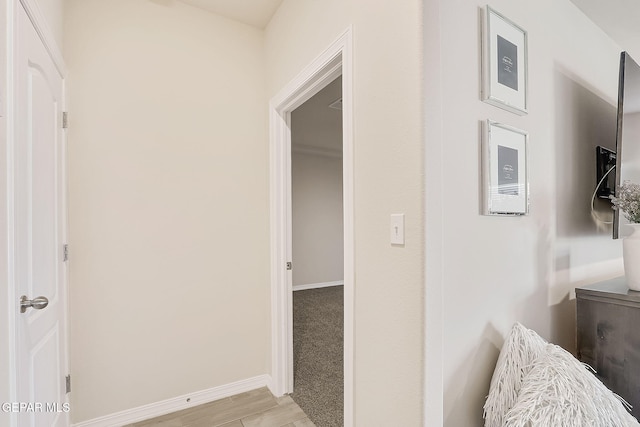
[576,277,640,419]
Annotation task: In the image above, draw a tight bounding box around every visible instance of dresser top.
[576,276,640,303]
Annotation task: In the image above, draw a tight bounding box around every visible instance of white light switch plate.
[390,214,405,245]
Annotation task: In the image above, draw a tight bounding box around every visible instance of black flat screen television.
[613,52,640,239]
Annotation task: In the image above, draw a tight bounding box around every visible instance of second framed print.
[483,120,529,216]
[482,6,528,115]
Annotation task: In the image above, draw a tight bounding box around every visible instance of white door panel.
[15,3,68,426]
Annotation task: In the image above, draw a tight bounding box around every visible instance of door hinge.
[286,262,292,271]
[65,375,71,394]
[62,112,68,129]
[63,244,69,262]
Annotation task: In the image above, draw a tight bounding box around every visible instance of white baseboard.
[71,374,272,427]
[292,280,344,292]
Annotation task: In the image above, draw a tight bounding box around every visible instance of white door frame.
[269,28,354,426]
[6,0,68,425]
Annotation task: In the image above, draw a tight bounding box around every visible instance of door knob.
[20,295,49,313]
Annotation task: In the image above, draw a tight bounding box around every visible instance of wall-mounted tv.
[613,52,640,239]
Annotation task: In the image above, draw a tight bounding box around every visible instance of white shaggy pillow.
[483,322,548,427]
[503,343,639,427]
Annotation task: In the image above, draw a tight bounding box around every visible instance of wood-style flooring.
[126,387,315,427]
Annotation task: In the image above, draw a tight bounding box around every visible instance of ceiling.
[570,0,640,58]
[176,1,636,48]
[178,0,283,29]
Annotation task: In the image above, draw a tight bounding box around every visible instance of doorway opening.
[269,28,354,426]
[290,76,344,426]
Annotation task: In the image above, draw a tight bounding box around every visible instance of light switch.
[390,214,405,245]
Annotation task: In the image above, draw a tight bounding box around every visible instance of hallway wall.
[422,0,623,425]
[266,0,425,424]
[64,0,270,422]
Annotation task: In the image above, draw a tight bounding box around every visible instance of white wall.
[266,0,425,424]
[64,0,269,422]
[425,0,624,425]
[291,152,344,286]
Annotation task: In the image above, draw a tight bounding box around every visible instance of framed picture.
[482,6,528,115]
[483,120,529,215]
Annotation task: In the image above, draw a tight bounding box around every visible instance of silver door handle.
[20,295,49,313]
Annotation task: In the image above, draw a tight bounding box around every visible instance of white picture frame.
[482,6,528,115]
[483,120,529,215]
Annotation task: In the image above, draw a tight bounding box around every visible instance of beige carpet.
[292,286,344,427]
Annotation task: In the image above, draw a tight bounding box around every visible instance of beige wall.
[266,0,425,424]
[64,0,270,422]
[426,0,623,425]
[291,152,344,286]
[67,0,425,423]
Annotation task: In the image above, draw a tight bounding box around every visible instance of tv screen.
[613,52,640,239]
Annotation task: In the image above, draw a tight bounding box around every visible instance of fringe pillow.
[503,343,639,427]
[484,322,548,427]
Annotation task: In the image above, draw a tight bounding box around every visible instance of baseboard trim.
[293,281,344,292]
[71,374,273,427]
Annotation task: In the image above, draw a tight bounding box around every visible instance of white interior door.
[14,3,69,426]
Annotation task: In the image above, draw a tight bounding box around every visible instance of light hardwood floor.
[126,387,315,427]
